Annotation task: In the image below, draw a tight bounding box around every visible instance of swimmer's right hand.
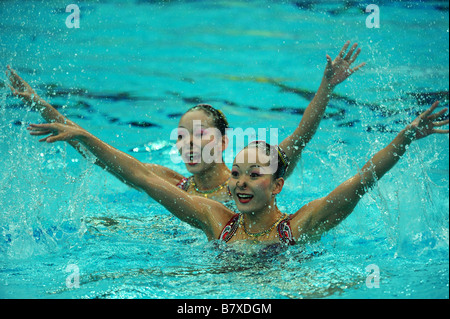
[27,123,85,143]
[6,65,42,107]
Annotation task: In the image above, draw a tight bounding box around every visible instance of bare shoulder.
[196,197,237,240]
[144,163,185,185]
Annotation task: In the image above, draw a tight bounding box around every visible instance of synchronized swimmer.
[7,41,449,246]
[7,41,364,208]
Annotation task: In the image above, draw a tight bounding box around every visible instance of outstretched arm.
[280,41,365,178]
[291,102,449,241]
[6,65,113,163]
[6,66,82,127]
[27,122,229,235]
[7,66,183,188]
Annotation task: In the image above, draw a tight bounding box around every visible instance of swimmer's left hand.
[324,41,366,88]
[27,123,84,143]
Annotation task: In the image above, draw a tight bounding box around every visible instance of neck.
[193,162,230,190]
[243,199,283,234]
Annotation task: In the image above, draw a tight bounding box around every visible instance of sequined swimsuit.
[218,214,295,245]
[176,176,191,191]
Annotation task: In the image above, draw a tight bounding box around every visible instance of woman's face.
[177,110,225,174]
[229,147,283,214]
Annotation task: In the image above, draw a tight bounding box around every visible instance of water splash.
[0,101,95,259]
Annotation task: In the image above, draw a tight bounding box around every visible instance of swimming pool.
[0,0,448,299]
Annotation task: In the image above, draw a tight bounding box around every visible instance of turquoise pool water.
[0,0,449,299]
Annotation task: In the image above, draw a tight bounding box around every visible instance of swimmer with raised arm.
[26,102,448,244]
[7,41,365,206]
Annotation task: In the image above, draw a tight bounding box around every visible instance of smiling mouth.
[236,193,254,204]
